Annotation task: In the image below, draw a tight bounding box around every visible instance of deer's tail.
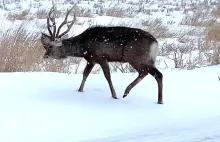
[149,41,159,63]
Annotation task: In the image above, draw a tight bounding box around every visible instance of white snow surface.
[0,65,220,142]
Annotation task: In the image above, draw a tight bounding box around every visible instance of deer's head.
[41,5,76,59]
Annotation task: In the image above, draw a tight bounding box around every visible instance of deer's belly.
[94,46,124,61]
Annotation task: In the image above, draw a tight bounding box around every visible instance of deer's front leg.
[78,62,95,92]
[99,60,117,99]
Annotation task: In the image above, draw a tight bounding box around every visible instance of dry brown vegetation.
[0,24,43,72]
[204,22,220,65]
[0,22,84,73]
[7,10,31,21]
[205,23,220,42]
[106,7,126,17]
[211,4,220,18]
[203,5,220,66]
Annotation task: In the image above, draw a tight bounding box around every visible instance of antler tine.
[46,7,54,37]
[46,6,57,40]
[51,0,57,39]
[55,2,78,38]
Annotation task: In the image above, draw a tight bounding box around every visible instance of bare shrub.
[180,5,215,27]
[180,15,215,27]
[90,65,101,74]
[142,18,174,38]
[83,10,93,17]
[54,9,63,18]
[7,10,30,20]
[35,8,48,19]
[161,40,197,69]
[183,28,203,37]
[106,7,126,17]
[127,1,138,5]
[71,6,93,17]
[174,7,181,11]
[150,9,159,13]
[110,62,135,73]
[67,57,83,74]
[185,49,210,70]
[161,35,220,69]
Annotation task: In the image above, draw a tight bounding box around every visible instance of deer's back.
[78,26,157,63]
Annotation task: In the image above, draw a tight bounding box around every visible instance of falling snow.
[83,51,88,55]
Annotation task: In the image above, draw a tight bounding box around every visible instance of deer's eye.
[43,44,51,50]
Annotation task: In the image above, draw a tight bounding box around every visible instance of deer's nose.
[43,54,49,59]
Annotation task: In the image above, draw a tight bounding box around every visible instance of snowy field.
[0,65,220,142]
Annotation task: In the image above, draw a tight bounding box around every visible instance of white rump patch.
[149,41,159,62]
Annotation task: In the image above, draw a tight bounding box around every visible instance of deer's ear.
[41,32,52,45]
[61,34,68,40]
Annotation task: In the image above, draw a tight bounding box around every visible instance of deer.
[40,5,163,104]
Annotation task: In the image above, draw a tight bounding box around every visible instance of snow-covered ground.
[0,65,220,142]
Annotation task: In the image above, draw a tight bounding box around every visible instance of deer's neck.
[62,38,85,57]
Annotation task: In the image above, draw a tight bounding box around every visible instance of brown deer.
[40,5,163,104]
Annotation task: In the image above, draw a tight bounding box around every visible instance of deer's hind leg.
[123,63,149,98]
[148,67,163,104]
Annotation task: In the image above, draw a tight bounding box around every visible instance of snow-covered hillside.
[0,0,219,35]
[0,65,220,142]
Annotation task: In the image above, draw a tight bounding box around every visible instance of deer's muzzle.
[43,54,49,59]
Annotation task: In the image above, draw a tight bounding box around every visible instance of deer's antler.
[46,1,78,40]
[56,4,77,38]
[47,7,56,40]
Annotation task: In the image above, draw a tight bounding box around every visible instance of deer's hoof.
[158,101,163,104]
[112,96,118,99]
[123,94,127,98]
[78,89,83,92]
